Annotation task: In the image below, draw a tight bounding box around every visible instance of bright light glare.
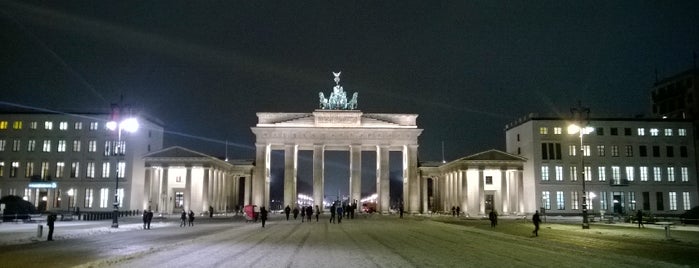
[67,189,74,196]
[121,118,139,133]
[568,124,593,135]
[106,121,118,131]
[589,192,596,199]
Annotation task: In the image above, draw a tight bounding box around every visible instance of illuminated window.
[12,140,20,151]
[570,166,577,181]
[59,121,68,130]
[74,122,83,130]
[678,128,686,136]
[582,145,590,156]
[598,166,606,181]
[84,189,93,208]
[628,192,636,211]
[102,162,110,178]
[669,192,677,211]
[664,129,673,136]
[57,140,66,152]
[597,145,605,156]
[555,166,563,181]
[639,166,648,181]
[539,127,548,135]
[88,140,97,152]
[650,128,659,136]
[541,191,550,210]
[0,121,7,129]
[541,166,549,181]
[611,146,619,157]
[653,167,662,182]
[683,192,691,210]
[117,161,126,178]
[569,145,576,156]
[118,188,124,208]
[89,122,99,130]
[86,162,95,178]
[611,166,620,184]
[571,191,579,210]
[44,121,53,130]
[600,192,608,210]
[625,166,634,181]
[12,121,22,130]
[73,140,81,152]
[637,128,645,136]
[100,188,109,208]
[29,121,37,129]
[27,140,36,152]
[25,162,34,178]
[681,167,688,182]
[42,140,51,152]
[584,166,592,181]
[553,127,562,134]
[0,140,5,151]
[667,167,675,182]
[0,161,3,177]
[55,162,64,178]
[10,162,19,177]
[41,162,50,179]
[625,145,633,157]
[70,162,79,178]
[556,191,565,210]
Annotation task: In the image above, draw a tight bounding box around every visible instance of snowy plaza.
[0,213,698,268]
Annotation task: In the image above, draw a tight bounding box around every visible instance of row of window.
[541,191,692,211]
[0,121,101,131]
[539,126,687,137]
[3,188,125,209]
[0,161,126,179]
[541,143,689,159]
[0,139,126,155]
[541,165,691,183]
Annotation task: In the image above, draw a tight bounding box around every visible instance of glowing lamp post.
[106,117,139,228]
[569,102,592,229]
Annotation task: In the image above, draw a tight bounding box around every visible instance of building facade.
[0,112,164,212]
[505,115,698,216]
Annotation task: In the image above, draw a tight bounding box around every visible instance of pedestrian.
[350,201,356,219]
[142,210,149,229]
[532,210,542,236]
[46,212,57,241]
[329,204,336,223]
[456,206,461,217]
[336,204,344,224]
[260,206,268,228]
[399,203,404,218]
[489,210,498,227]
[284,205,291,221]
[636,210,644,228]
[146,210,153,229]
[209,206,214,218]
[301,206,306,222]
[188,210,195,226]
[293,207,300,220]
[306,206,313,222]
[180,210,187,227]
[315,205,320,222]
[451,206,456,216]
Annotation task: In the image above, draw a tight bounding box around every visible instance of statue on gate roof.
[319,71,358,110]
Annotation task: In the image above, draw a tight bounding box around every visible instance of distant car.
[680,206,699,224]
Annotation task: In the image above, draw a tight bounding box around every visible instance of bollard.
[37,224,43,238]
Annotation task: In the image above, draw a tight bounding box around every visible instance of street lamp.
[107,114,139,228]
[569,102,592,229]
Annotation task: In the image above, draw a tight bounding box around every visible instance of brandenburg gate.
[250,72,423,213]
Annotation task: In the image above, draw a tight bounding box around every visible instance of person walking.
[180,210,187,227]
[489,210,498,227]
[636,210,644,228]
[306,206,313,222]
[336,204,344,224]
[532,210,542,236]
[301,206,306,222]
[142,210,149,229]
[188,210,195,226]
[284,205,291,221]
[451,206,456,216]
[399,203,404,218]
[329,204,336,223]
[260,206,268,228]
[293,207,300,220]
[146,210,153,229]
[456,206,461,217]
[315,205,320,222]
[46,213,57,241]
[209,206,214,218]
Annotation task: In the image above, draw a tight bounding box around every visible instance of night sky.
[2,1,698,198]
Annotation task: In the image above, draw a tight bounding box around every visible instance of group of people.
[180,210,195,227]
[450,206,461,217]
[284,205,321,223]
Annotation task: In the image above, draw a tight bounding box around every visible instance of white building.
[505,115,698,216]
[0,111,164,212]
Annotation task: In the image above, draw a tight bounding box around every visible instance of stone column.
[501,169,509,214]
[284,144,298,208]
[478,168,485,215]
[202,168,210,211]
[313,145,324,212]
[460,170,468,215]
[377,145,390,214]
[517,169,524,214]
[185,166,192,211]
[421,176,428,213]
[350,144,362,206]
[161,167,169,214]
[404,144,419,214]
[244,176,251,206]
[252,143,269,207]
[143,167,152,210]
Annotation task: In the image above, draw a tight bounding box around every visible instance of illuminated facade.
[0,112,163,212]
[505,115,699,216]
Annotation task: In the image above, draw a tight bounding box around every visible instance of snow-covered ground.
[0,214,697,267]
